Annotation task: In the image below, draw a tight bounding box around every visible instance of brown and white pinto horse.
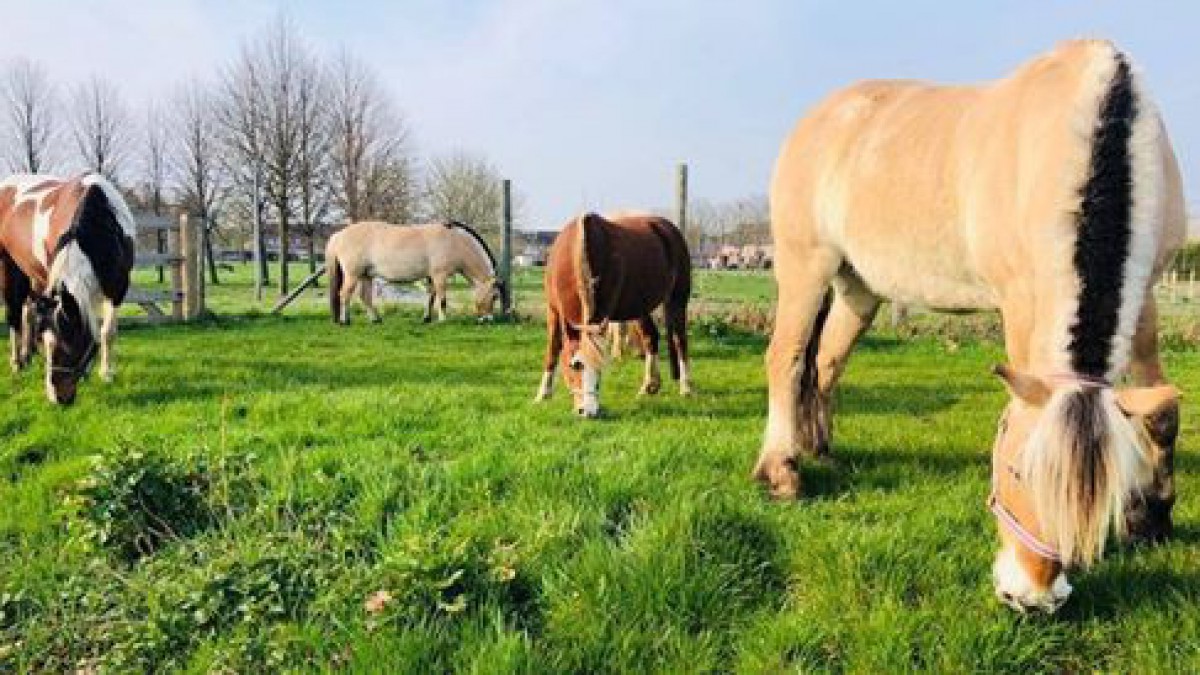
[754,40,1185,612]
[326,220,505,324]
[535,212,692,417]
[0,173,136,404]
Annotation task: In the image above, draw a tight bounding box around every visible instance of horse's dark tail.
[328,255,344,323]
[798,289,833,455]
[664,220,692,382]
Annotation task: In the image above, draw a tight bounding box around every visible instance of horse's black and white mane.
[47,175,137,338]
[444,220,498,274]
[1068,54,1137,381]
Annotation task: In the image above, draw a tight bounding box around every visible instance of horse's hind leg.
[636,315,661,396]
[664,302,691,396]
[1124,295,1176,543]
[359,279,383,323]
[753,247,840,499]
[809,272,880,460]
[338,276,360,325]
[3,257,31,372]
[98,299,118,382]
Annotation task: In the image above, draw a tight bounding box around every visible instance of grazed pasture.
[1,266,1198,672]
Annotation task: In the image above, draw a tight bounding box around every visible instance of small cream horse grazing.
[325,220,504,324]
[755,40,1185,613]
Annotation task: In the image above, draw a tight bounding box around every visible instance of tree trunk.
[202,215,220,285]
[278,210,290,296]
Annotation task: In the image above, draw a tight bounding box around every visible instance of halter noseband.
[49,338,97,379]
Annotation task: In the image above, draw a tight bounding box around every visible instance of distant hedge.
[1170,241,1200,275]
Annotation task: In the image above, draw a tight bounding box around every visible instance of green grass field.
[2,267,1199,672]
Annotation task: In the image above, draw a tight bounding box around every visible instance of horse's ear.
[1116,385,1180,418]
[992,364,1050,406]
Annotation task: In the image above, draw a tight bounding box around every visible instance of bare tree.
[70,75,130,181]
[2,58,58,173]
[364,155,421,224]
[295,54,331,276]
[142,102,170,282]
[172,79,224,284]
[217,39,269,288]
[424,152,510,243]
[327,50,415,224]
[220,17,323,295]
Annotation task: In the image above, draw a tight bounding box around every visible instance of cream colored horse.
[326,220,504,324]
[755,40,1184,612]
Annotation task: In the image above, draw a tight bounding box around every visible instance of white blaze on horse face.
[41,331,57,402]
[579,365,601,417]
[993,545,1072,613]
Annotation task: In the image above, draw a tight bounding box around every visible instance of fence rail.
[128,211,204,322]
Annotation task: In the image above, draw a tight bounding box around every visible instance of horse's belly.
[848,247,996,310]
[369,253,428,283]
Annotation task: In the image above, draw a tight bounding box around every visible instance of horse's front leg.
[1124,295,1177,544]
[432,276,449,322]
[535,308,563,402]
[753,247,839,499]
[99,299,118,382]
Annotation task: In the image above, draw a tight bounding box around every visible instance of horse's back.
[546,213,688,323]
[328,221,438,281]
[772,39,1178,309]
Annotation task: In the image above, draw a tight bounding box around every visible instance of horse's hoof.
[369,317,382,324]
[638,381,662,397]
[752,454,800,500]
[680,383,695,397]
[422,316,432,324]
[101,370,115,384]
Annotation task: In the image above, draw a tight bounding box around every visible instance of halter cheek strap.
[989,412,1063,564]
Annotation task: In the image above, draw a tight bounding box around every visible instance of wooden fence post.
[181,213,203,319]
[168,214,184,321]
[501,178,513,314]
[675,163,688,234]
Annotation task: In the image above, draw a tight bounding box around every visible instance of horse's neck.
[455,233,494,284]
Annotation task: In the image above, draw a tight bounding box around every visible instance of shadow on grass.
[799,445,986,500]
[1062,562,1200,622]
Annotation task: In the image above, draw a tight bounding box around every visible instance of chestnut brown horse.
[755,40,1184,612]
[535,212,692,417]
[0,173,136,404]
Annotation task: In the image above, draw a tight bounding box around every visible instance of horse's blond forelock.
[1020,387,1149,566]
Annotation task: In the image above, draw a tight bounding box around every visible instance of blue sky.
[3,0,1196,228]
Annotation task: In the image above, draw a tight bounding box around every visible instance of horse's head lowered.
[473,277,507,320]
[564,322,608,418]
[34,288,97,405]
[990,365,1178,612]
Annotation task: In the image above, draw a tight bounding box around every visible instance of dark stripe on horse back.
[446,220,497,272]
[1068,54,1136,378]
